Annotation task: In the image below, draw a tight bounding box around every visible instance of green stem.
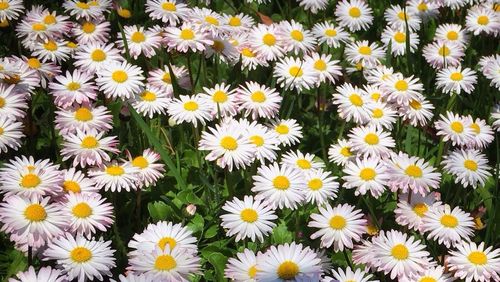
[362,196,380,229]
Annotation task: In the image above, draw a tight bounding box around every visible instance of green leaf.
[188,214,204,234]
[207,252,228,281]
[271,221,293,244]
[147,201,171,221]
[204,225,219,239]
[6,250,27,279]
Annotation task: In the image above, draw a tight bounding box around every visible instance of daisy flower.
[466,5,500,36]
[312,21,350,48]
[88,161,140,192]
[32,39,71,63]
[366,102,398,130]
[277,20,317,54]
[251,162,305,210]
[398,96,435,127]
[131,86,171,119]
[145,0,189,25]
[434,111,474,146]
[9,266,66,282]
[281,150,325,172]
[220,195,277,242]
[96,61,145,100]
[244,121,280,164]
[308,203,366,251]
[187,7,227,36]
[225,249,260,281]
[330,267,378,282]
[249,23,284,61]
[60,129,119,168]
[394,192,441,232]
[407,0,440,21]
[0,195,66,247]
[199,82,238,117]
[127,246,200,281]
[236,81,282,120]
[466,116,495,149]
[342,157,390,198]
[61,167,99,194]
[117,25,162,59]
[164,22,213,53]
[43,233,115,282]
[298,0,328,14]
[0,0,24,21]
[345,40,385,68]
[0,82,27,119]
[128,149,165,188]
[0,116,24,153]
[63,0,103,20]
[22,56,61,88]
[422,41,464,69]
[384,4,421,32]
[167,94,212,128]
[302,168,339,206]
[55,104,113,135]
[382,74,424,106]
[436,66,478,95]
[441,0,468,10]
[335,0,374,32]
[442,149,492,189]
[274,56,315,92]
[238,45,269,71]
[73,20,110,45]
[446,241,500,282]
[365,65,396,87]
[387,152,441,196]
[305,52,342,85]
[49,70,97,108]
[381,27,420,56]
[328,139,356,166]
[422,204,475,248]
[256,242,322,281]
[223,13,255,32]
[198,121,255,171]
[268,119,303,147]
[332,83,372,124]
[128,221,197,256]
[147,64,190,94]
[348,125,395,158]
[435,23,470,46]
[406,265,454,282]
[73,42,123,74]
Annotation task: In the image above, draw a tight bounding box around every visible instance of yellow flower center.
[76,2,90,9]
[417,2,428,11]
[420,277,437,282]
[405,165,423,178]
[81,136,98,149]
[161,2,176,11]
[21,173,41,188]
[248,265,258,278]
[117,7,132,18]
[0,98,4,108]
[273,176,290,190]
[296,159,311,169]
[277,261,299,280]
[391,244,409,260]
[228,16,241,26]
[0,127,4,135]
[140,90,157,102]
[82,22,95,34]
[314,59,327,71]
[212,40,225,52]
[63,180,81,193]
[463,160,478,171]
[180,29,195,40]
[409,99,422,110]
[240,208,258,223]
[0,19,8,27]
[398,11,409,20]
[290,30,303,41]
[395,80,408,91]
[205,16,219,26]
[329,215,346,229]
[74,107,93,121]
[450,72,463,81]
[66,82,81,91]
[162,73,171,83]
[394,32,406,43]
[289,66,303,77]
[359,167,376,181]
[158,237,177,250]
[308,178,323,191]
[477,15,489,25]
[44,14,57,25]
[132,156,149,169]
[250,135,264,147]
[349,94,363,106]
[372,108,383,118]
[450,121,463,133]
[275,124,289,134]
[212,90,227,103]
[106,166,124,176]
[43,41,58,51]
[131,31,146,43]
[340,146,352,157]
[470,123,480,134]
[324,28,337,37]
[24,204,47,222]
[91,49,106,62]
[412,203,428,217]
[468,251,487,265]
[251,91,266,103]
[111,70,129,83]
[438,46,450,56]
[3,74,20,84]
[220,136,238,150]
[70,247,92,263]
[72,202,92,218]
[155,255,177,271]
[263,33,276,46]
[0,2,9,10]
[364,133,379,145]
[440,214,458,228]
[183,101,198,111]
[358,46,372,55]
[27,58,41,69]
[241,48,255,58]
[447,31,458,40]
[32,22,46,31]
[349,7,361,18]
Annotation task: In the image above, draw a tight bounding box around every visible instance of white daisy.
[436,66,478,95]
[335,0,374,32]
[73,42,123,74]
[348,125,395,158]
[88,161,140,192]
[281,150,325,172]
[332,83,372,124]
[55,104,113,135]
[60,129,119,168]
[131,85,171,119]
[145,0,189,25]
[446,241,500,282]
[302,168,339,206]
[236,81,282,120]
[342,156,390,198]
[277,20,317,54]
[96,61,145,100]
[0,116,24,153]
[466,5,500,36]
[268,119,303,147]
[9,266,66,282]
[199,82,238,118]
[434,111,474,146]
[128,148,165,188]
[224,249,260,282]
[249,23,284,61]
[312,21,350,48]
[167,94,212,128]
[442,149,492,189]
[394,192,441,232]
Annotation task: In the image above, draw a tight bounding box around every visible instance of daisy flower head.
[220,195,277,242]
[466,116,495,149]
[73,20,111,45]
[43,233,115,282]
[225,249,260,281]
[49,70,97,108]
[32,39,72,63]
[8,266,66,282]
[312,21,350,48]
[305,52,343,85]
[281,150,325,172]
[436,66,478,95]
[61,167,99,194]
[60,129,119,168]
[366,101,398,130]
[205,37,239,64]
[243,121,280,164]
[145,0,189,25]
[446,241,500,282]
[167,94,212,128]
[302,168,339,206]
[442,149,492,189]
[61,192,114,236]
[441,0,468,10]
[434,111,474,146]
[398,96,435,127]
[199,82,238,117]
[365,65,396,87]
[0,82,27,119]
[0,195,66,247]
[88,161,140,192]
[127,246,200,281]
[435,23,470,46]
[223,13,255,33]
[342,156,390,198]
[277,20,317,54]
[308,203,366,251]
[332,83,372,124]
[381,27,420,56]
[256,242,322,281]
[423,41,464,69]
[273,56,316,93]
[251,162,305,210]
[117,25,162,59]
[330,267,378,282]
[96,61,145,100]
[407,265,454,282]
[55,104,113,135]
[335,0,374,32]
[186,7,228,36]
[345,40,385,68]
[249,23,285,61]
[2,58,40,94]
[394,191,441,231]
[0,115,24,153]
[238,44,269,71]
[268,119,303,147]
[198,121,256,171]
[384,4,421,32]
[348,125,396,158]
[131,85,171,119]
[0,0,24,21]
[73,42,123,74]
[422,204,475,248]
[147,65,190,94]
[236,81,282,120]
[407,0,440,21]
[387,152,441,196]
[466,4,500,36]
[63,0,104,20]
[328,139,356,166]
[164,22,213,53]
[382,73,424,106]
[128,149,165,188]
